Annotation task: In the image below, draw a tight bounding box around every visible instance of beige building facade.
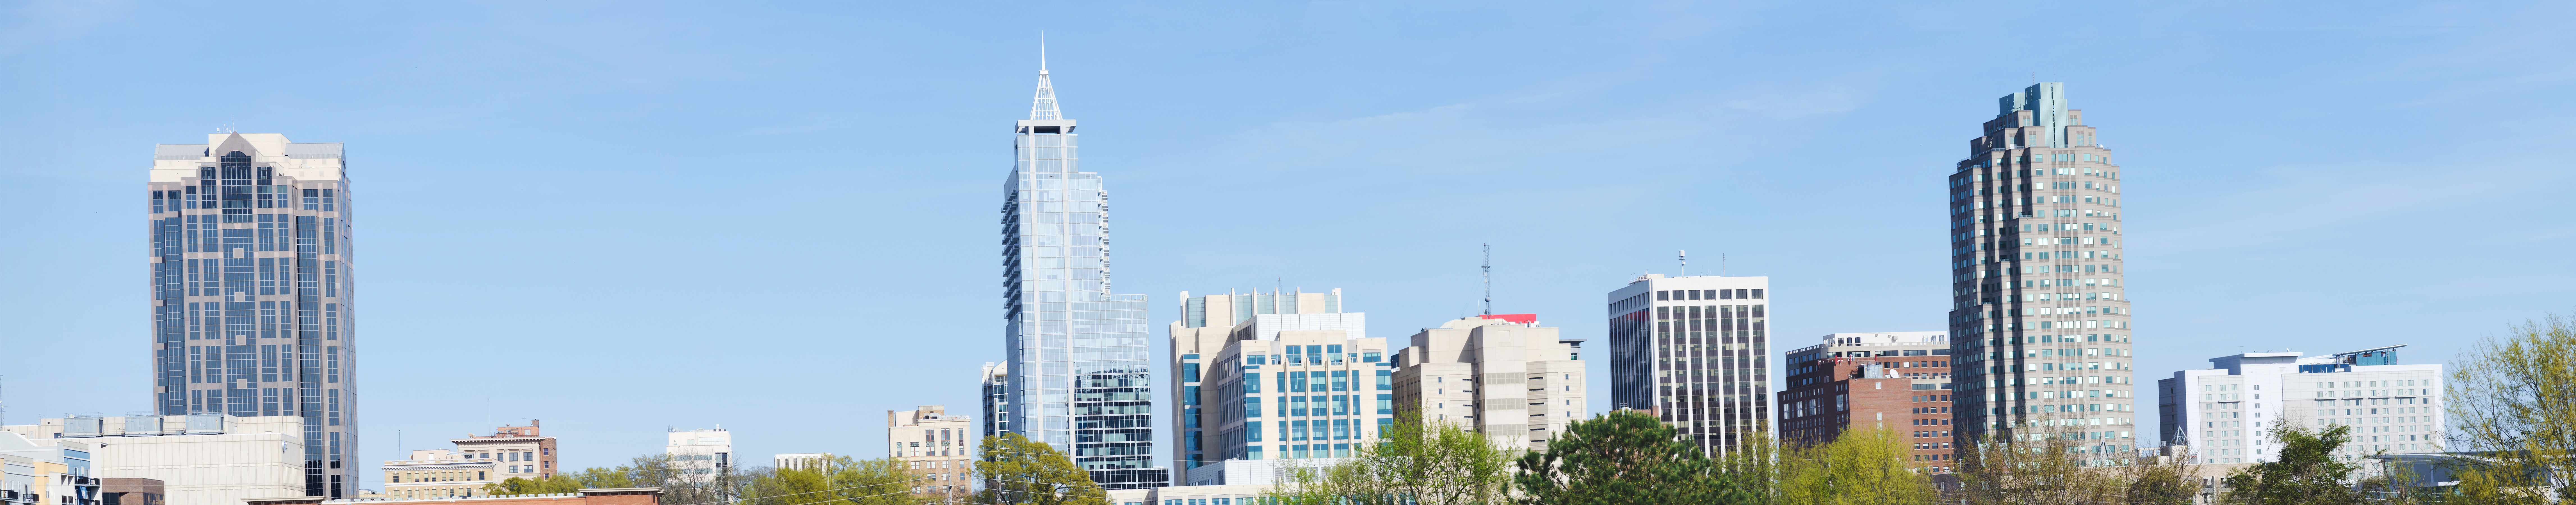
[381,421,555,499]
[382,450,496,499]
[455,421,556,480]
[1391,315,1587,452]
[886,407,971,499]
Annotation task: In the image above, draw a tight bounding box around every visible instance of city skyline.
[4,2,2573,492]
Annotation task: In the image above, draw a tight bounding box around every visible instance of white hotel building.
[2156,345,2443,465]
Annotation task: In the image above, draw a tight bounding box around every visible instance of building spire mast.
[1028,36,1061,121]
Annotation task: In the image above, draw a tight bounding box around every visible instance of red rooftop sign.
[1479,313,1538,324]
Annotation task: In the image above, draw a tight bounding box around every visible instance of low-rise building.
[1114,484,1265,505]
[101,478,165,505]
[382,450,497,499]
[0,433,98,505]
[771,454,830,473]
[886,407,970,499]
[455,421,556,481]
[1777,332,1961,472]
[4,415,302,505]
[381,421,558,499]
[241,487,660,505]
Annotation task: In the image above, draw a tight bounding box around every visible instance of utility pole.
[1481,243,1491,315]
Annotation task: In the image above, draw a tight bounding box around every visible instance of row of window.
[1229,369,1393,393]
[1657,288,1762,301]
[1656,304,1763,320]
[1238,394,1395,417]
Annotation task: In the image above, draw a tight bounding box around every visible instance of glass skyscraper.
[997,65,1168,489]
[148,132,359,497]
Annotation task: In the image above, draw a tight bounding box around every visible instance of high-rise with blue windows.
[997,64,1168,489]
[147,132,358,498]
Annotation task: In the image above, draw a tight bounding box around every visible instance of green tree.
[2446,311,2576,505]
[736,456,921,505]
[2121,447,2203,505]
[2219,423,2363,505]
[1956,426,2129,505]
[1776,426,1933,505]
[483,474,584,495]
[546,453,731,504]
[1511,410,1757,505]
[974,433,1107,505]
[1713,428,1779,502]
[1265,408,1517,505]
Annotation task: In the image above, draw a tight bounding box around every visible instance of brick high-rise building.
[1778,332,1960,473]
[1945,83,2139,454]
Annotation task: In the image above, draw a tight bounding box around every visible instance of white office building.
[2156,345,2443,465]
[4,415,305,505]
[1605,274,1774,457]
[665,428,733,483]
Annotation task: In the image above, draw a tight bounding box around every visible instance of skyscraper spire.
[1029,40,1060,121]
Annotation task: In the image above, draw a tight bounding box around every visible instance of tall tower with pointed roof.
[147,132,360,497]
[1947,83,2137,462]
[995,62,1170,489]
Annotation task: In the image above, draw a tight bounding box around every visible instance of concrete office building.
[1945,84,2139,452]
[1605,275,1773,456]
[1169,289,1382,485]
[664,428,731,484]
[1777,332,1963,472]
[2157,345,2443,465]
[5,414,305,505]
[993,60,1165,490]
[886,407,971,498]
[148,132,360,498]
[1391,315,1587,452]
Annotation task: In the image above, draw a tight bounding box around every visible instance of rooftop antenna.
[1481,244,1491,315]
[1678,249,1686,277]
[1039,33,1048,72]
[1722,253,1728,277]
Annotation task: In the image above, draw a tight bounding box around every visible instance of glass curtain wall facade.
[1947,83,2138,459]
[998,66,1168,489]
[147,132,357,497]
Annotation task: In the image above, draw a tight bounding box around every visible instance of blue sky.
[4,1,2572,488]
